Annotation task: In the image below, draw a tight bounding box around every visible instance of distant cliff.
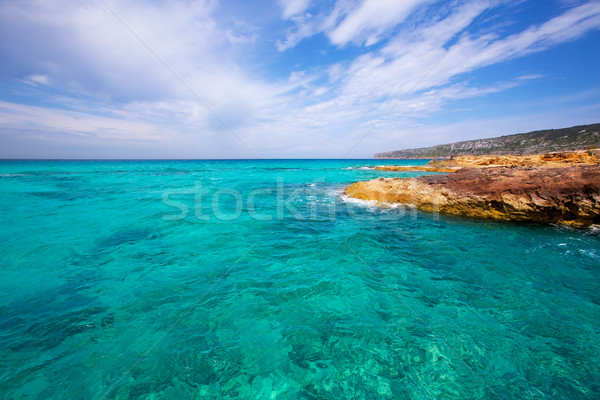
[374,123,600,159]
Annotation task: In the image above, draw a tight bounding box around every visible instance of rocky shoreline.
[347,151,600,227]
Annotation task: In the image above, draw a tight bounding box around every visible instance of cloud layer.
[0,0,599,158]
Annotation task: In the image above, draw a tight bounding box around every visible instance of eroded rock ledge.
[346,166,600,227]
[374,150,599,172]
[427,150,599,169]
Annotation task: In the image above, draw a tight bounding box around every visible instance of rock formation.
[427,150,599,169]
[346,165,600,227]
[371,150,598,173]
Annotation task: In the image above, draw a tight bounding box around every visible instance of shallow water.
[0,159,599,399]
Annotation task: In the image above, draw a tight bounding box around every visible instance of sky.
[0,0,599,159]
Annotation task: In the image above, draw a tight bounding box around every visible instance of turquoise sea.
[0,159,599,399]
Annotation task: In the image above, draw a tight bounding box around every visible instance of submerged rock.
[346,166,600,227]
[374,165,459,173]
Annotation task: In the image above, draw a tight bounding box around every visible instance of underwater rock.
[374,165,459,173]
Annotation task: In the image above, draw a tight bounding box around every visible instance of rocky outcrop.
[374,123,600,159]
[427,150,599,169]
[372,150,598,174]
[346,166,600,227]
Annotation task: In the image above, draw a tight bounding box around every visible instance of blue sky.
[0,0,599,158]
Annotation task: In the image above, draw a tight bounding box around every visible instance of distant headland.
[374,123,600,159]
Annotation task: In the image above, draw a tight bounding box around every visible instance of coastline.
[346,151,600,227]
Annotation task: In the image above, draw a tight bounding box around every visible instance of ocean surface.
[0,159,599,400]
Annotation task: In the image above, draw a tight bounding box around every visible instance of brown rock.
[427,150,599,169]
[371,150,598,175]
[346,166,600,227]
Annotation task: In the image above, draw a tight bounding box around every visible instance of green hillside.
[374,123,600,159]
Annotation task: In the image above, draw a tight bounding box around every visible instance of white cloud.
[322,1,600,109]
[278,0,312,18]
[328,0,433,46]
[0,0,241,102]
[277,0,434,50]
[0,101,176,142]
[421,1,600,87]
[1,0,599,158]
[276,11,321,51]
[259,1,600,156]
[25,74,51,86]
[0,0,295,151]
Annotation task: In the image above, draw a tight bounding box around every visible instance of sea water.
[0,160,598,399]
